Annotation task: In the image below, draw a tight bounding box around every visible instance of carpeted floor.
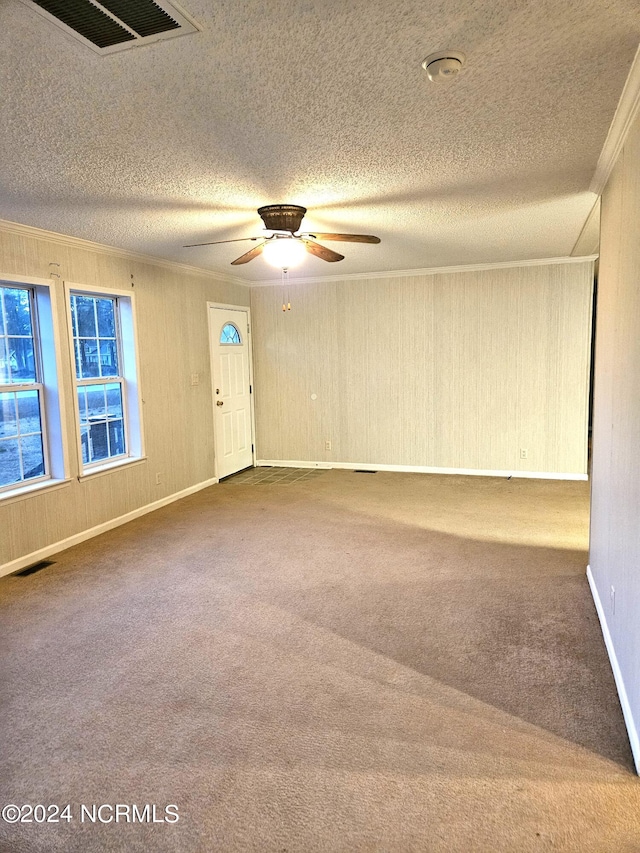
[0,471,638,852]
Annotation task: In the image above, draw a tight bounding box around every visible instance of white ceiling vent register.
[20,0,200,54]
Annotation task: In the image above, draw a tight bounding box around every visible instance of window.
[220,323,241,345]
[0,285,46,490]
[68,286,143,473]
[70,293,125,465]
[0,278,66,496]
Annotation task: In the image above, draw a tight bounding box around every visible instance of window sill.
[0,477,72,505]
[78,456,147,481]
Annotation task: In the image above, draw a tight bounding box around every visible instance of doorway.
[208,304,255,479]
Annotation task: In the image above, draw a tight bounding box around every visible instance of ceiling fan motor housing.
[258,204,307,234]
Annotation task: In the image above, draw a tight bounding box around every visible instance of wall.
[588,107,640,771]
[0,222,249,572]
[251,261,594,476]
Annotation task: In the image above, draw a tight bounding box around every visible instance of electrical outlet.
[520,448,528,459]
[190,373,200,386]
[610,585,616,615]
[155,472,162,485]
[325,440,332,451]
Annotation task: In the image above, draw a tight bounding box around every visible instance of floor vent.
[22,0,199,53]
[354,470,377,474]
[14,560,56,577]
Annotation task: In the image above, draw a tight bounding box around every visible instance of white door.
[209,307,254,479]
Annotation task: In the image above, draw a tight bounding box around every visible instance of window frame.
[0,274,70,501]
[65,281,145,478]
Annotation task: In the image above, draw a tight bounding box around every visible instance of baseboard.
[0,477,219,579]
[257,459,332,470]
[586,564,640,774]
[256,460,588,480]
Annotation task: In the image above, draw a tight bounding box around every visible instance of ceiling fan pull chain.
[282,266,287,311]
[281,267,291,311]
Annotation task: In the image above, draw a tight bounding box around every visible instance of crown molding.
[0,218,598,289]
[571,197,600,257]
[250,255,598,287]
[590,42,640,195]
[0,218,250,288]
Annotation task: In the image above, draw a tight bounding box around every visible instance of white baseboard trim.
[257,459,332,470]
[256,460,588,480]
[586,564,640,774]
[0,477,219,579]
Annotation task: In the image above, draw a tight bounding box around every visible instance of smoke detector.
[422,50,465,82]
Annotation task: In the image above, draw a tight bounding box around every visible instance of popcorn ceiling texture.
[1,0,639,280]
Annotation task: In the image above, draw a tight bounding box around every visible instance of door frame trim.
[207,302,257,480]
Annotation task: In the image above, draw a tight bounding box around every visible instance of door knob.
[216,401,224,406]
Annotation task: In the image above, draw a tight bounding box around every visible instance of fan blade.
[183,237,260,248]
[231,241,267,265]
[302,239,344,262]
[299,232,380,244]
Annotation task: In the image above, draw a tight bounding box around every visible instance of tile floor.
[222,466,329,485]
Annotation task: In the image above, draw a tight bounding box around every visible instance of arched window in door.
[220,323,241,345]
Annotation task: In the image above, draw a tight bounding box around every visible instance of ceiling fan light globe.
[263,238,307,269]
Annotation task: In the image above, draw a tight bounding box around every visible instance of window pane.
[3,288,32,336]
[77,386,88,423]
[17,390,41,434]
[77,339,100,378]
[21,433,45,479]
[85,384,107,418]
[80,424,90,464]
[220,323,241,344]
[0,438,21,487]
[70,295,78,337]
[106,383,123,418]
[8,337,36,383]
[89,421,109,462]
[0,392,17,438]
[0,429,45,487]
[1,287,36,385]
[75,296,97,337]
[0,337,8,384]
[73,339,82,379]
[77,382,127,465]
[108,419,125,456]
[72,295,120,382]
[99,339,119,376]
[96,298,116,337]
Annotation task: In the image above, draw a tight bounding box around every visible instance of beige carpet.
[0,471,638,852]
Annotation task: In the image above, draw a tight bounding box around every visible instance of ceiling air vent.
[21,0,200,53]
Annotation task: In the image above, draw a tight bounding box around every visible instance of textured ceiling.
[1,0,639,281]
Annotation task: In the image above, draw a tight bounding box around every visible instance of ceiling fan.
[183,204,380,267]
